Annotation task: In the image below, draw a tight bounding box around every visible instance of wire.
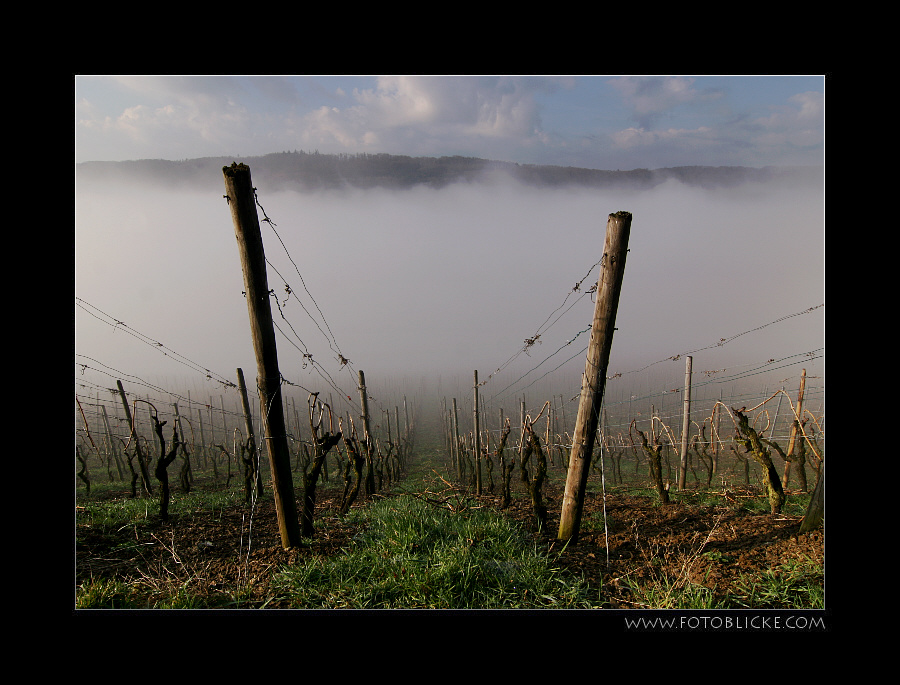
[75,297,237,389]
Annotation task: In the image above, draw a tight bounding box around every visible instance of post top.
[223,162,250,177]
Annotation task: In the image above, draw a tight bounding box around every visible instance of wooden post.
[678,355,692,490]
[236,367,264,497]
[395,406,403,471]
[173,402,193,492]
[100,404,125,481]
[546,402,552,466]
[517,397,527,474]
[798,459,823,534]
[474,370,482,495]
[715,389,722,476]
[116,380,153,495]
[220,395,228,452]
[558,211,632,544]
[197,407,208,470]
[208,396,216,449]
[404,396,410,442]
[147,399,160,455]
[223,162,301,549]
[358,369,375,495]
[452,398,461,482]
[784,368,806,486]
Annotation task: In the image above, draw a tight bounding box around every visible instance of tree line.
[76,151,821,194]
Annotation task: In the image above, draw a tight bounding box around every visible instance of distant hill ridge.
[76,151,821,193]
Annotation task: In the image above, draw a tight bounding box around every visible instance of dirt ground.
[497,481,824,608]
[74,472,824,609]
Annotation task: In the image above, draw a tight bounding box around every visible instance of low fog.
[75,169,824,426]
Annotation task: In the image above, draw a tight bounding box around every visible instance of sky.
[75,75,825,168]
[74,75,825,432]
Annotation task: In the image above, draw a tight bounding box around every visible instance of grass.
[75,467,601,609]
[75,451,823,610]
[75,483,255,609]
[76,485,246,528]
[271,494,597,609]
[732,556,825,609]
[619,480,813,517]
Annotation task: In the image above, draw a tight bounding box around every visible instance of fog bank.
[75,170,824,418]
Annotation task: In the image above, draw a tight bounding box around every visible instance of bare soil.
[75,473,823,609]
[497,481,824,608]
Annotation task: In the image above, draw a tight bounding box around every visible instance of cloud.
[607,76,720,129]
[76,76,259,157]
[604,79,824,167]
[74,75,823,169]
[295,76,571,157]
[746,91,824,149]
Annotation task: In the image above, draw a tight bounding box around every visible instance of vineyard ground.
[74,466,824,609]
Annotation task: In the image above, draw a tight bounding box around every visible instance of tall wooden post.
[558,211,632,543]
[100,404,125,480]
[236,369,256,452]
[474,370,482,495]
[519,398,526,458]
[117,380,153,495]
[196,408,208,469]
[223,162,301,549]
[404,396,410,442]
[678,355,692,490]
[395,406,403,470]
[236,367,264,497]
[219,395,228,453]
[452,398,461,482]
[784,368,806,486]
[358,369,375,495]
[798,460,823,534]
[546,402,552,466]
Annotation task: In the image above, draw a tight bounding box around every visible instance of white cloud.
[748,91,824,148]
[76,76,257,157]
[294,76,567,155]
[607,76,718,129]
[74,75,823,168]
[301,105,364,148]
[605,82,824,167]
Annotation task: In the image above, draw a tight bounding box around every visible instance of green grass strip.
[272,494,597,609]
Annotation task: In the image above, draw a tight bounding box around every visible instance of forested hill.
[76,151,821,193]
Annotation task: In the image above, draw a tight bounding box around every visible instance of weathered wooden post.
[519,398,526,463]
[452,397,461,482]
[784,368,806,487]
[358,369,375,495]
[223,162,301,549]
[678,355,692,490]
[197,407,208,470]
[117,380,153,495]
[395,405,403,473]
[474,370,482,495]
[100,404,125,481]
[798,460,823,534]
[236,367,264,498]
[558,211,631,544]
[404,396,410,439]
